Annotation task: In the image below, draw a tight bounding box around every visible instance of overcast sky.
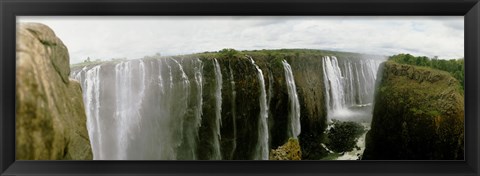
[18,16,463,64]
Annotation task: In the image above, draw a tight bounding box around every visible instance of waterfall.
[212,58,223,159]
[170,58,193,158]
[114,60,147,159]
[323,56,346,114]
[167,59,173,89]
[72,66,87,81]
[247,56,269,160]
[228,63,237,159]
[157,58,181,159]
[73,58,205,160]
[193,58,204,131]
[322,56,382,120]
[71,53,382,160]
[281,60,301,138]
[157,60,165,95]
[83,65,102,159]
[267,69,274,111]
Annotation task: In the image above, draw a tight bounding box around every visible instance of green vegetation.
[218,48,243,59]
[72,58,102,67]
[389,54,464,88]
[325,120,365,153]
[192,48,380,61]
[70,57,128,68]
[71,48,381,70]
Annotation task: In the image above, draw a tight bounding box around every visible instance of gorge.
[15,23,465,161]
[71,50,385,160]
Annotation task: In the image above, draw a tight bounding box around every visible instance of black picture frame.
[1,0,479,175]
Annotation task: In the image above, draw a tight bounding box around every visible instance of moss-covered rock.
[363,61,464,160]
[16,23,93,160]
[174,51,335,160]
[196,52,330,160]
[269,138,302,160]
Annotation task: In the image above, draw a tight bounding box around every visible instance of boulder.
[16,23,93,160]
[269,138,302,160]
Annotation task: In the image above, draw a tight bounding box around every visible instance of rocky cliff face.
[287,56,328,159]
[16,23,93,160]
[363,61,464,160]
[71,49,383,160]
[237,55,330,160]
[70,53,333,160]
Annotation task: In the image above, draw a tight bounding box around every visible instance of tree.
[219,48,240,58]
[84,57,91,63]
[389,54,464,89]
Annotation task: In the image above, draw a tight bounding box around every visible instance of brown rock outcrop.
[16,23,93,160]
[269,138,302,160]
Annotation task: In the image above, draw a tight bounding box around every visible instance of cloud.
[17,16,464,64]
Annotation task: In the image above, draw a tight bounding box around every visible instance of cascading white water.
[70,53,385,161]
[158,58,192,159]
[114,60,147,159]
[83,65,102,159]
[72,66,87,81]
[228,63,237,159]
[194,59,204,128]
[281,60,301,138]
[157,58,177,159]
[248,56,269,160]
[267,69,274,111]
[193,58,204,132]
[157,60,165,95]
[114,61,128,159]
[167,60,173,89]
[212,58,223,159]
[322,56,383,120]
[323,56,346,114]
[163,59,178,159]
[170,58,193,158]
[321,55,384,160]
[73,57,209,160]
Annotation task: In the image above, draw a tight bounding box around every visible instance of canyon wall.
[363,61,464,160]
[71,50,383,160]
